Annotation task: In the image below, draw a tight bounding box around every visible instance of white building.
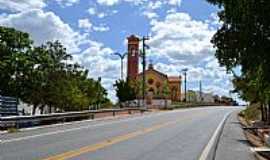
[181,91,215,103]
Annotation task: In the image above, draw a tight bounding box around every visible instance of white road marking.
[198,111,233,160]
[1,107,236,144]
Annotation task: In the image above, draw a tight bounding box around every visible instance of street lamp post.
[113,52,127,80]
[181,68,188,102]
[140,36,150,108]
[199,80,202,102]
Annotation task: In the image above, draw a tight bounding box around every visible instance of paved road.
[0,107,240,160]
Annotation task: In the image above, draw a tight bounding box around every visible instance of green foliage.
[207,0,270,121]
[0,26,110,114]
[162,81,170,98]
[240,104,261,121]
[114,80,136,105]
[7,128,20,133]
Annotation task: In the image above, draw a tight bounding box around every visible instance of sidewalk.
[215,111,255,160]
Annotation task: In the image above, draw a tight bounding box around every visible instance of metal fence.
[0,108,147,129]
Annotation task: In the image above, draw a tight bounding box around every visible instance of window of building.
[148,78,154,85]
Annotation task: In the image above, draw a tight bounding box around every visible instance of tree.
[0,26,33,98]
[0,26,111,114]
[162,81,170,109]
[207,0,270,122]
[114,80,136,107]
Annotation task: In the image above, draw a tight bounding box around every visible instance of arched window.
[148,78,154,85]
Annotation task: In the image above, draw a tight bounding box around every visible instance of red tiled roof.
[168,76,181,82]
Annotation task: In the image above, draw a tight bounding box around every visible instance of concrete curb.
[199,111,233,160]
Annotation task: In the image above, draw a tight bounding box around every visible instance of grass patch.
[7,128,20,133]
[239,103,261,121]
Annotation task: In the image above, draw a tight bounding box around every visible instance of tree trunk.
[49,104,52,113]
[261,103,265,121]
[32,104,37,115]
[263,103,268,122]
[40,105,44,114]
[268,102,270,124]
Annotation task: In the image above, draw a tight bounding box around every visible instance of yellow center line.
[42,121,178,160]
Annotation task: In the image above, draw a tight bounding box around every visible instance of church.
[126,35,182,104]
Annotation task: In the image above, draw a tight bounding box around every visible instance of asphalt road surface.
[0,107,241,160]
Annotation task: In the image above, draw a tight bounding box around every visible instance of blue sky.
[0,0,238,102]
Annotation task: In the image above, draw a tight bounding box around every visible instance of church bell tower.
[127,35,140,80]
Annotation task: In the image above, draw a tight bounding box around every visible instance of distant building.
[126,35,182,106]
[199,92,215,103]
[181,91,215,103]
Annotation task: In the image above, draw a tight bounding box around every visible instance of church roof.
[137,67,168,79]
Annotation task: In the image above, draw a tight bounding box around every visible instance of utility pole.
[181,68,188,102]
[96,77,102,110]
[141,36,150,108]
[199,80,202,102]
[113,52,127,80]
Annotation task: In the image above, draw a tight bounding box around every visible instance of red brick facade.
[127,35,140,80]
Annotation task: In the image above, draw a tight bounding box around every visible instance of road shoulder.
[215,111,255,160]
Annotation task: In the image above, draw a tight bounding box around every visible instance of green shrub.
[241,103,261,121]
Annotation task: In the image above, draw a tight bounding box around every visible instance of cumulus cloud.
[168,0,182,6]
[78,18,93,31]
[93,24,110,32]
[55,0,80,7]
[97,0,120,6]
[96,0,181,7]
[87,7,118,19]
[88,7,97,15]
[149,12,215,65]
[0,9,85,53]
[0,0,46,12]
[143,11,158,19]
[146,12,233,96]
[73,40,119,100]
[0,0,80,12]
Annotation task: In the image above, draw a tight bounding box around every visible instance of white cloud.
[143,11,158,19]
[97,12,107,18]
[88,7,96,15]
[0,0,80,12]
[145,12,234,97]
[147,1,163,10]
[0,9,85,53]
[96,0,181,7]
[97,0,120,6]
[0,0,46,12]
[78,18,93,31]
[93,24,110,32]
[167,0,182,6]
[73,40,119,101]
[87,7,118,19]
[149,12,215,65]
[55,0,80,7]
[78,18,109,32]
